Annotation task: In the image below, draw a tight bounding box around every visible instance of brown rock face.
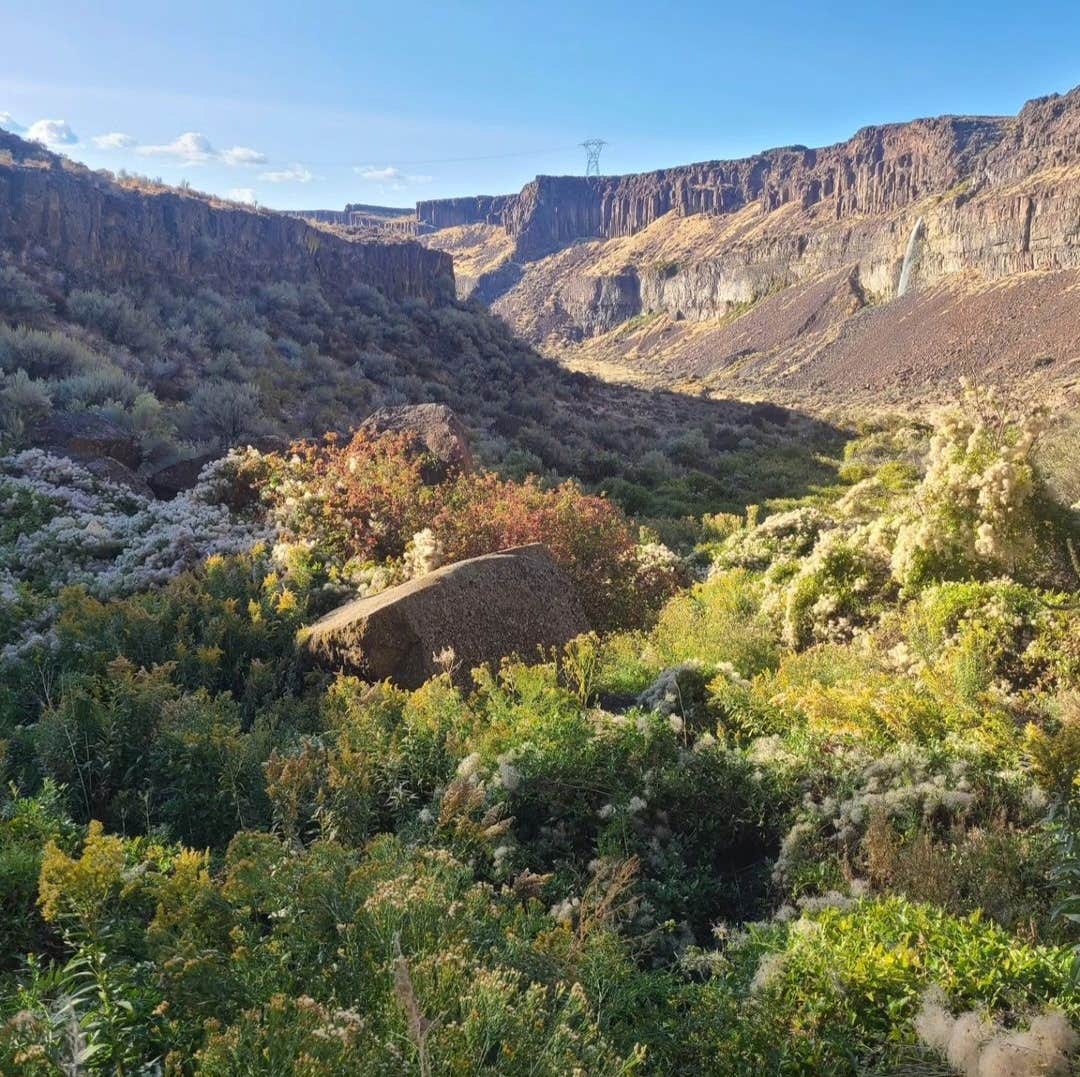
[420,85,1080,394]
[148,454,217,500]
[421,84,1080,277]
[415,195,515,231]
[302,544,589,688]
[0,132,454,303]
[82,456,153,498]
[39,412,140,468]
[420,112,1010,261]
[287,204,420,236]
[359,403,473,481]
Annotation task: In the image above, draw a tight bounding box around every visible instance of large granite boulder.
[301,543,588,688]
[82,456,153,498]
[148,452,217,500]
[39,412,140,468]
[359,403,472,481]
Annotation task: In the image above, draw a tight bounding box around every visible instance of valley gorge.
[2,20,1080,1075]
[408,86,1080,398]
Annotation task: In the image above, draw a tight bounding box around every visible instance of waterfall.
[897,217,926,297]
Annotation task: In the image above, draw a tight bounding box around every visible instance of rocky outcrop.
[301,543,589,688]
[420,113,1011,260]
[415,195,515,231]
[82,456,154,498]
[984,89,1080,179]
[359,403,473,481]
[39,412,140,468]
[148,453,217,500]
[419,85,1080,363]
[0,132,454,303]
[287,205,421,235]
[562,272,642,336]
[36,412,156,496]
[287,208,352,226]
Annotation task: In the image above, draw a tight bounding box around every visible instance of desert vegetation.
[1,381,1077,1074]
[0,249,842,522]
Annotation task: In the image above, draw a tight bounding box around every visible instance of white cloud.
[136,131,265,167]
[0,112,25,134]
[354,164,432,188]
[139,131,216,163]
[228,187,257,204]
[26,119,78,146]
[356,165,404,182]
[260,163,314,184]
[220,145,267,166]
[92,132,137,150]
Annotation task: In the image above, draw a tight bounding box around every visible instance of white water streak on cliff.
[897,217,926,297]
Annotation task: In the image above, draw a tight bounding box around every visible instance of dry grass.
[423,223,516,281]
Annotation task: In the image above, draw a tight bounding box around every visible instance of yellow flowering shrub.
[38,819,127,932]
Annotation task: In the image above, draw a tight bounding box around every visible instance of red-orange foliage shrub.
[259,431,435,561]
[431,473,643,629]
[253,431,675,629]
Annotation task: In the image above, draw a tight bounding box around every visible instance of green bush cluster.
[0,394,1077,1074]
[0,252,842,518]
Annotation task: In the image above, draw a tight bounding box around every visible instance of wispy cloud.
[26,119,78,146]
[227,187,257,204]
[220,145,267,166]
[0,112,25,134]
[354,164,432,188]
[92,131,137,150]
[138,131,265,167]
[260,163,314,184]
[356,165,403,182]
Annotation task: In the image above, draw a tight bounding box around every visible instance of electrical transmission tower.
[580,138,608,177]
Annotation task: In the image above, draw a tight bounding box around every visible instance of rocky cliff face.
[415,194,515,231]
[0,132,454,303]
[287,208,352,226]
[421,87,1080,356]
[420,113,1012,257]
[489,117,999,262]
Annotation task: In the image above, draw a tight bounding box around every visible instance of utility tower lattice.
[580,138,608,177]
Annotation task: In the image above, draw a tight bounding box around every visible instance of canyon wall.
[415,194,515,230]
[419,113,1010,256]
[421,87,1080,343]
[287,208,352,225]
[494,116,1001,261]
[0,133,454,303]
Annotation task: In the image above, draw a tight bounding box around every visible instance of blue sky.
[2,0,1079,210]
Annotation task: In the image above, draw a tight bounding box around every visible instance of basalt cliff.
[0,131,454,304]
[419,87,1080,398]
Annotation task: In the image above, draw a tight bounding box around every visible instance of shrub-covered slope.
[1,387,1077,1075]
[0,130,842,521]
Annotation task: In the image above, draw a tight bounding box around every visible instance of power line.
[382,144,582,166]
[291,144,583,169]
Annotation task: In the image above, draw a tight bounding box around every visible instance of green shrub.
[66,289,163,352]
[679,897,1077,1075]
[649,570,780,676]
